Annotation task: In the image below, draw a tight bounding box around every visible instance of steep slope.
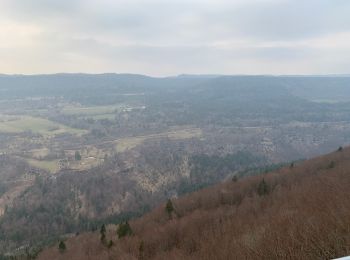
[0,147,266,255]
[38,146,350,260]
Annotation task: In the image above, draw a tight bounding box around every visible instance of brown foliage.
[38,147,350,260]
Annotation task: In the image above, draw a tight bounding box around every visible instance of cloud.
[0,0,349,75]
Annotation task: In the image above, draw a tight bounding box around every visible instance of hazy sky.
[1,0,350,76]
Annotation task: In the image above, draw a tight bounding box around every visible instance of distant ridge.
[1,73,350,78]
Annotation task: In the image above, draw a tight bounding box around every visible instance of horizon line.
[1,73,350,78]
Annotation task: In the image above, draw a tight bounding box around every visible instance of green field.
[115,136,146,152]
[115,128,202,152]
[26,158,60,173]
[83,114,116,120]
[311,99,341,104]
[0,116,86,136]
[61,105,121,116]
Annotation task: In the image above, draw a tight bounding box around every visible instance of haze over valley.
[0,74,350,257]
[1,0,350,259]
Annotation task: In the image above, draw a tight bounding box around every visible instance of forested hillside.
[1,74,350,256]
[38,146,350,260]
[2,0,350,258]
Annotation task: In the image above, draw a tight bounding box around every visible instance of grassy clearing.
[311,99,341,104]
[26,158,59,173]
[61,105,120,116]
[115,128,202,152]
[167,128,202,140]
[63,146,109,171]
[69,157,104,171]
[115,137,146,153]
[29,148,50,159]
[81,114,116,120]
[0,116,86,136]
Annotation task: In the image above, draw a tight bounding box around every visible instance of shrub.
[107,240,114,248]
[75,151,81,161]
[100,224,106,242]
[257,178,269,196]
[328,161,336,169]
[165,199,175,218]
[58,241,66,253]
[139,240,145,259]
[117,221,132,238]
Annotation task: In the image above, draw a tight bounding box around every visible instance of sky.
[0,0,350,76]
